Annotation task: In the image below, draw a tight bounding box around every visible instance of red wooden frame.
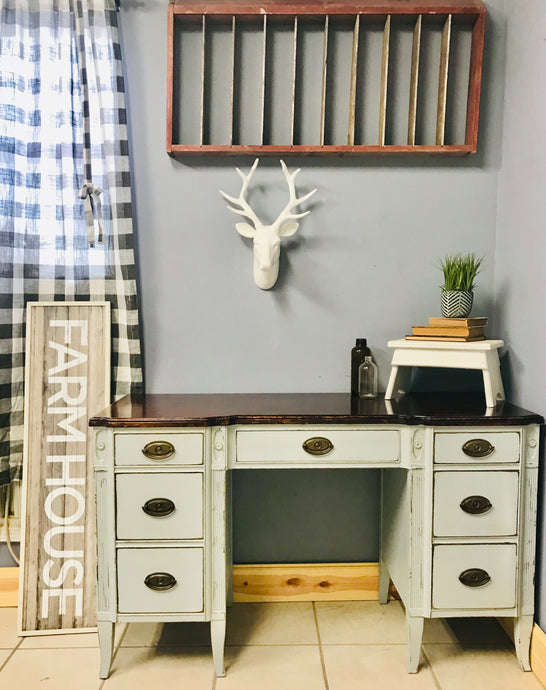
[166,0,486,156]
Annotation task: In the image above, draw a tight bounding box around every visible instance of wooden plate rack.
[167,0,486,155]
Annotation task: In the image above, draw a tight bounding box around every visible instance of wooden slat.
[260,14,268,145]
[200,14,206,145]
[378,14,391,146]
[465,9,485,151]
[348,14,360,145]
[320,15,329,145]
[407,14,422,145]
[230,15,236,145]
[0,567,19,608]
[166,4,175,152]
[233,562,399,602]
[436,13,452,145]
[290,16,298,145]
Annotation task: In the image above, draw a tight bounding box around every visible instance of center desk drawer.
[116,473,203,540]
[115,433,203,466]
[117,547,204,613]
[235,428,399,464]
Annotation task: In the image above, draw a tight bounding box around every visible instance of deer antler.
[270,160,317,233]
[219,158,262,229]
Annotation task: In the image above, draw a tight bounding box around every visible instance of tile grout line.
[422,645,444,690]
[0,637,23,674]
[312,602,330,690]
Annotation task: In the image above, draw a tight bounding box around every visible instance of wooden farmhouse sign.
[19,302,110,635]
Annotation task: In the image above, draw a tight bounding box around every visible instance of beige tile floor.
[0,601,544,690]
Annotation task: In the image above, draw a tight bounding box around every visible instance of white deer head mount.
[220,159,317,290]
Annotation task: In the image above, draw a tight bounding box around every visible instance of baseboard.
[531,623,546,687]
[232,562,397,602]
[0,567,19,607]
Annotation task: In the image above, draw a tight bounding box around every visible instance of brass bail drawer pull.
[458,568,491,588]
[462,439,495,458]
[302,437,334,456]
[142,440,175,460]
[144,572,177,591]
[460,495,492,515]
[142,497,176,517]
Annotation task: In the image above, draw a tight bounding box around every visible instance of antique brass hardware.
[142,440,175,460]
[144,572,177,591]
[460,495,492,515]
[142,497,176,517]
[302,437,334,456]
[462,439,495,458]
[458,568,491,587]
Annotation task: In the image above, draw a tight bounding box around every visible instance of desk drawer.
[432,544,516,610]
[117,547,203,613]
[116,473,203,540]
[235,428,399,464]
[434,432,519,465]
[115,433,203,466]
[433,471,519,537]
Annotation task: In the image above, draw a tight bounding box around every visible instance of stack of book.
[406,317,488,342]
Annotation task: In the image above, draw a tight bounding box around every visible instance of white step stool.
[385,339,505,407]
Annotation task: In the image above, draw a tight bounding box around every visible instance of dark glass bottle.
[351,338,371,395]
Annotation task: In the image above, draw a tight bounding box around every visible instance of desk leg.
[378,560,390,605]
[406,614,424,673]
[514,615,533,671]
[98,621,114,679]
[211,618,226,677]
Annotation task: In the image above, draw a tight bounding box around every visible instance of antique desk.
[90,393,543,678]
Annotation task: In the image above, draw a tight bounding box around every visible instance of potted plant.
[438,253,484,318]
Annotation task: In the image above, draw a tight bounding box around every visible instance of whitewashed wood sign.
[19,302,110,635]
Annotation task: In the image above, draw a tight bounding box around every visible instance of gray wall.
[117,0,507,564]
[494,0,546,627]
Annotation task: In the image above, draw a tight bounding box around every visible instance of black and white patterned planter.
[441,290,474,318]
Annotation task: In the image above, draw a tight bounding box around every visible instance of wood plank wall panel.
[19,303,110,634]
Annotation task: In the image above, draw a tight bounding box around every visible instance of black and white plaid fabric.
[0,0,143,486]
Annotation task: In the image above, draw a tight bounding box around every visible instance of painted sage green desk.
[90,393,543,679]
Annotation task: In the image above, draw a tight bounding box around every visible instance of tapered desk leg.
[98,621,115,679]
[514,615,533,671]
[211,617,226,677]
[406,614,424,673]
[378,560,390,605]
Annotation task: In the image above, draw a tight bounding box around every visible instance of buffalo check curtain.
[0,0,143,486]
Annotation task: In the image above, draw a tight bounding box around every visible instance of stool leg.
[485,350,505,404]
[385,366,412,400]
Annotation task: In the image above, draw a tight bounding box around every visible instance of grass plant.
[439,253,484,291]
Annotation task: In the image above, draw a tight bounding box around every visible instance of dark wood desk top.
[90,393,544,428]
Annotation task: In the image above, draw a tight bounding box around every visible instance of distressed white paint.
[94,419,539,678]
